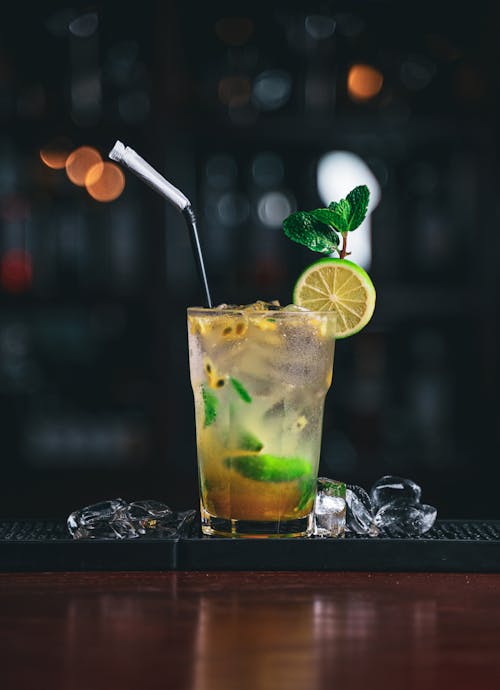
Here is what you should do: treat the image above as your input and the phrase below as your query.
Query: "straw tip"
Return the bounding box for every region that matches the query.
[109,140,126,162]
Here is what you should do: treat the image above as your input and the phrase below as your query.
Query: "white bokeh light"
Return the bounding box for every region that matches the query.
[316,151,381,269]
[257,191,293,228]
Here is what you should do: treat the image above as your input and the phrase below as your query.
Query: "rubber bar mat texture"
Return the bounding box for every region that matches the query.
[1,519,499,572]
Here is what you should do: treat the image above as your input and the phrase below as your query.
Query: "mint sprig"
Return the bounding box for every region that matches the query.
[283,212,340,255]
[282,185,370,259]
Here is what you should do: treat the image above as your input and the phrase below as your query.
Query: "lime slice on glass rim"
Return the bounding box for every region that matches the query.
[293,258,376,338]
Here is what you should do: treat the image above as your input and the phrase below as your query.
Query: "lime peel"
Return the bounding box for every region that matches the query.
[225,454,311,483]
[292,257,376,339]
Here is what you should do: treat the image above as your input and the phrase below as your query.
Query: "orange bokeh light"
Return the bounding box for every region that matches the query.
[347,64,384,102]
[85,162,125,202]
[65,146,102,186]
[40,137,73,170]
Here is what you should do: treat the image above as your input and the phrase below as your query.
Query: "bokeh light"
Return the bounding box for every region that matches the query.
[252,70,292,111]
[347,64,384,102]
[69,12,98,38]
[65,146,102,186]
[85,162,125,202]
[1,249,33,293]
[40,137,73,170]
[304,15,336,40]
[257,191,294,228]
[215,192,249,226]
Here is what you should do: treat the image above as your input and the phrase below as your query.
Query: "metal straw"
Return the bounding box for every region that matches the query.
[109,140,212,307]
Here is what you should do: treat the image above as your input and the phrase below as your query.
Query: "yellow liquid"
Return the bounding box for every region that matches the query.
[198,427,309,521]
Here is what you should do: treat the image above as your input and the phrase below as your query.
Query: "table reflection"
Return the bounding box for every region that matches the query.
[54,572,442,690]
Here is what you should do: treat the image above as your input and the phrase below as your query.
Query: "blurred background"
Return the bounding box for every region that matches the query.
[0,1,498,518]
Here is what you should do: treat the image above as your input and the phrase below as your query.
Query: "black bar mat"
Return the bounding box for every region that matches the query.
[0,519,178,572]
[1,518,500,572]
[177,520,500,572]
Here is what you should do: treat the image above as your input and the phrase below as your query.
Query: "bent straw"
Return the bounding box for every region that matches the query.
[109,140,212,307]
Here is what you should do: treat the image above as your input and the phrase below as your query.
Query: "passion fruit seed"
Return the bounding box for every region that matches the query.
[203,358,227,389]
[219,319,247,339]
[189,315,248,339]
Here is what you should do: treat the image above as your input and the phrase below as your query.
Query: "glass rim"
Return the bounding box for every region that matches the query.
[187,306,337,318]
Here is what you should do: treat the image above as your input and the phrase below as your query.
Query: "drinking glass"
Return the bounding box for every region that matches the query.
[188,306,336,537]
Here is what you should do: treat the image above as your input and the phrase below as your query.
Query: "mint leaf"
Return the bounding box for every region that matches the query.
[201,385,218,427]
[282,185,370,255]
[230,377,252,403]
[283,211,340,254]
[320,198,352,233]
[328,186,370,232]
[236,430,264,452]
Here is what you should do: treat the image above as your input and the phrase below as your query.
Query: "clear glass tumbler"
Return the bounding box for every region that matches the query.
[188,306,336,537]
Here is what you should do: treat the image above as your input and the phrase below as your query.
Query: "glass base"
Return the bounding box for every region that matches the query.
[201,509,313,538]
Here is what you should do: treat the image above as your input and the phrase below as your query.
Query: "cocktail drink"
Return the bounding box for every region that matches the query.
[107,143,376,539]
[188,303,336,537]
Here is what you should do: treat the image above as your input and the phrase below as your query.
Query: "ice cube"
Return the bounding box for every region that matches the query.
[67,498,139,540]
[374,500,437,536]
[239,300,282,311]
[127,499,175,535]
[314,478,346,537]
[282,304,310,312]
[370,475,422,510]
[67,499,196,540]
[176,509,197,534]
[345,484,379,536]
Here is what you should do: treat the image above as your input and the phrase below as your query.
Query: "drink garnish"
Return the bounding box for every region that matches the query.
[202,385,218,427]
[282,212,340,254]
[202,376,252,428]
[283,185,369,259]
[293,258,376,338]
[230,377,252,403]
[226,454,310,482]
[236,431,264,452]
[283,184,376,337]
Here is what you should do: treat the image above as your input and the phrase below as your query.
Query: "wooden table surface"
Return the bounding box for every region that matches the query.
[1,571,500,690]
